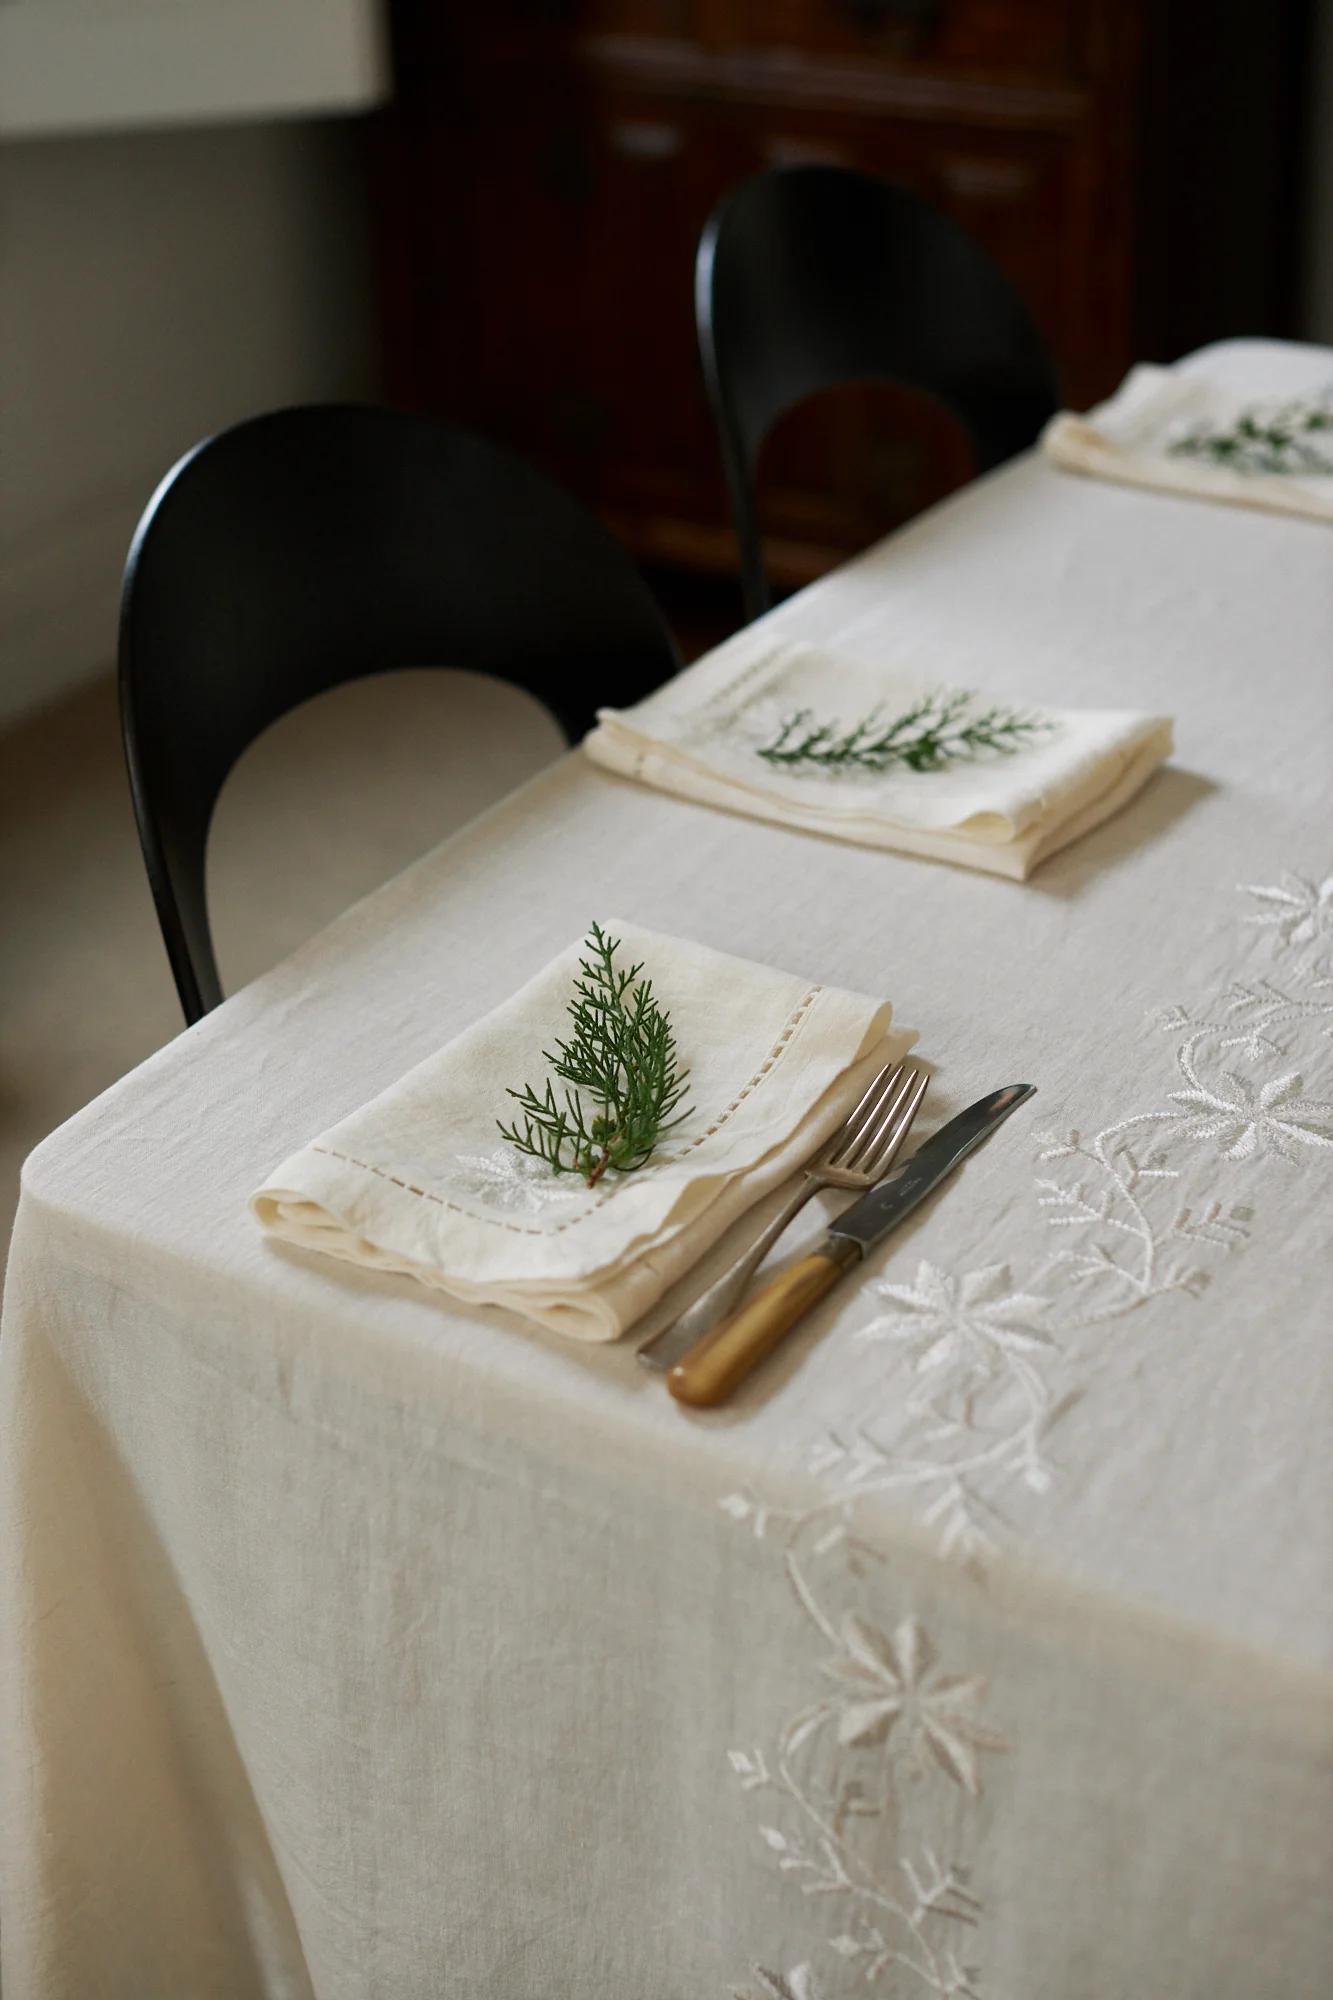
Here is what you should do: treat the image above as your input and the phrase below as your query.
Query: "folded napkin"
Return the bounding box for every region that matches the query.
[1042,353,1333,522]
[253,923,907,1340]
[584,638,1171,880]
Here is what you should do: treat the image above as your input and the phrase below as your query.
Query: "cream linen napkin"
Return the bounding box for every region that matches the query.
[584,638,1171,881]
[1042,359,1333,522]
[252,923,907,1340]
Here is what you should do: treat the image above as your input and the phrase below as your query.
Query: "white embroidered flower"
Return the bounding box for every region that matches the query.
[821,1614,1004,1795]
[1243,872,1333,949]
[1167,1067,1333,1161]
[860,1261,1054,1379]
[447,1148,590,1215]
[732,1968,822,2000]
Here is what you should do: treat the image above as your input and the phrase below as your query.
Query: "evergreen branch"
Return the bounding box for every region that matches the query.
[1168,390,1333,476]
[498,923,691,1187]
[757,689,1051,774]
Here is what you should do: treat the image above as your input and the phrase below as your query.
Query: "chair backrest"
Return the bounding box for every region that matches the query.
[119,405,679,1024]
[696,164,1060,619]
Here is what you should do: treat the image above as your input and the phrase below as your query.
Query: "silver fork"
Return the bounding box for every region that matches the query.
[636,1059,928,1371]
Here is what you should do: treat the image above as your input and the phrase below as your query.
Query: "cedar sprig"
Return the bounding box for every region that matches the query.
[1168,391,1333,476]
[498,924,691,1187]
[757,688,1050,774]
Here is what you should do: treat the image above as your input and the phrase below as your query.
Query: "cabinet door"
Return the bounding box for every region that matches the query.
[419,75,746,540]
[734,0,1084,79]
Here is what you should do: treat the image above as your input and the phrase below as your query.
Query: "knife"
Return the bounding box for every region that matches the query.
[666,1083,1036,1408]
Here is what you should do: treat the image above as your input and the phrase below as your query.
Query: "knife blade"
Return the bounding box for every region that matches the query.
[667,1082,1036,1408]
[825,1081,1036,1256]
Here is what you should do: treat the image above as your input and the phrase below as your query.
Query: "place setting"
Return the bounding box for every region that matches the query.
[254,916,1036,1405]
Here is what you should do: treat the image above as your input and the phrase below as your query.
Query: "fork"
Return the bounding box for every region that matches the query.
[636,1058,929,1371]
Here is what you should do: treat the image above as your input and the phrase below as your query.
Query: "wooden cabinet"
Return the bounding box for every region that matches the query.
[382,1,1306,588]
[734,1,1081,77]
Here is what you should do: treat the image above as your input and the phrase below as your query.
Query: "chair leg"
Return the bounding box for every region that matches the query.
[722,446,771,624]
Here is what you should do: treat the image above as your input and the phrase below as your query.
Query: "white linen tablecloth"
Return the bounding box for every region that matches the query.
[3,339,1331,1999]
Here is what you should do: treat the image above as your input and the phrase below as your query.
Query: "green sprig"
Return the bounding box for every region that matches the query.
[1168,392,1333,476]
[757,689,1050,774]
[498,924,691,1188]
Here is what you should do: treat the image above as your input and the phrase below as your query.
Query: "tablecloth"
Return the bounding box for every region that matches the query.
[3,340,1331,1999]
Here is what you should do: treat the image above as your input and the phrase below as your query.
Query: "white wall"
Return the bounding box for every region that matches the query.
[0,116,382,725]
[0,0,387,137]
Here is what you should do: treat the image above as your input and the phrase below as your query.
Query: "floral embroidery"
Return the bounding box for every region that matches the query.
[1165,1058,1333,1161]
[444,1148,590,1217]
[1242,871,1333,950]
[821,1616,1004,1792]
[805,866,1333,1568]
[731,1969,825,2000]
[862,1265,1054,1390]
[719,1479,999,1996]
[793,1255,1063,1572]
[722,868,1332,1995]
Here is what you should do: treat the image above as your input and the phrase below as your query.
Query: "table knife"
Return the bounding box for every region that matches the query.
[666,1083,1036,1408]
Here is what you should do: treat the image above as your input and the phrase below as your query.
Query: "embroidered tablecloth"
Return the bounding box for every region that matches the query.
[3,340,1330,1999]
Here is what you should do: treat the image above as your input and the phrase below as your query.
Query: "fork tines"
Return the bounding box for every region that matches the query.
[833,1061,928,1178]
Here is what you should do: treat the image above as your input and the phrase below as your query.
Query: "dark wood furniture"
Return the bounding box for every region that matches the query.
[381,2,1307,593]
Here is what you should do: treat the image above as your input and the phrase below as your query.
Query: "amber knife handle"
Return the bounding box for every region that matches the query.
[667,1239,860,1408]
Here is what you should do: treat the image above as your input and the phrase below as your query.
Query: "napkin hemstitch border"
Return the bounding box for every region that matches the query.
[599,637,790,736]
[303,981,827,1239]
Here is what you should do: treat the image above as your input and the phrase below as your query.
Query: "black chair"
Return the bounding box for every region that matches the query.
[695,165,1060,620]
[119,406,679,1026]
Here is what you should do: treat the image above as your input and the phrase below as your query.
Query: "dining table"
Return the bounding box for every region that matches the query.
[2,339,1330,1999]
